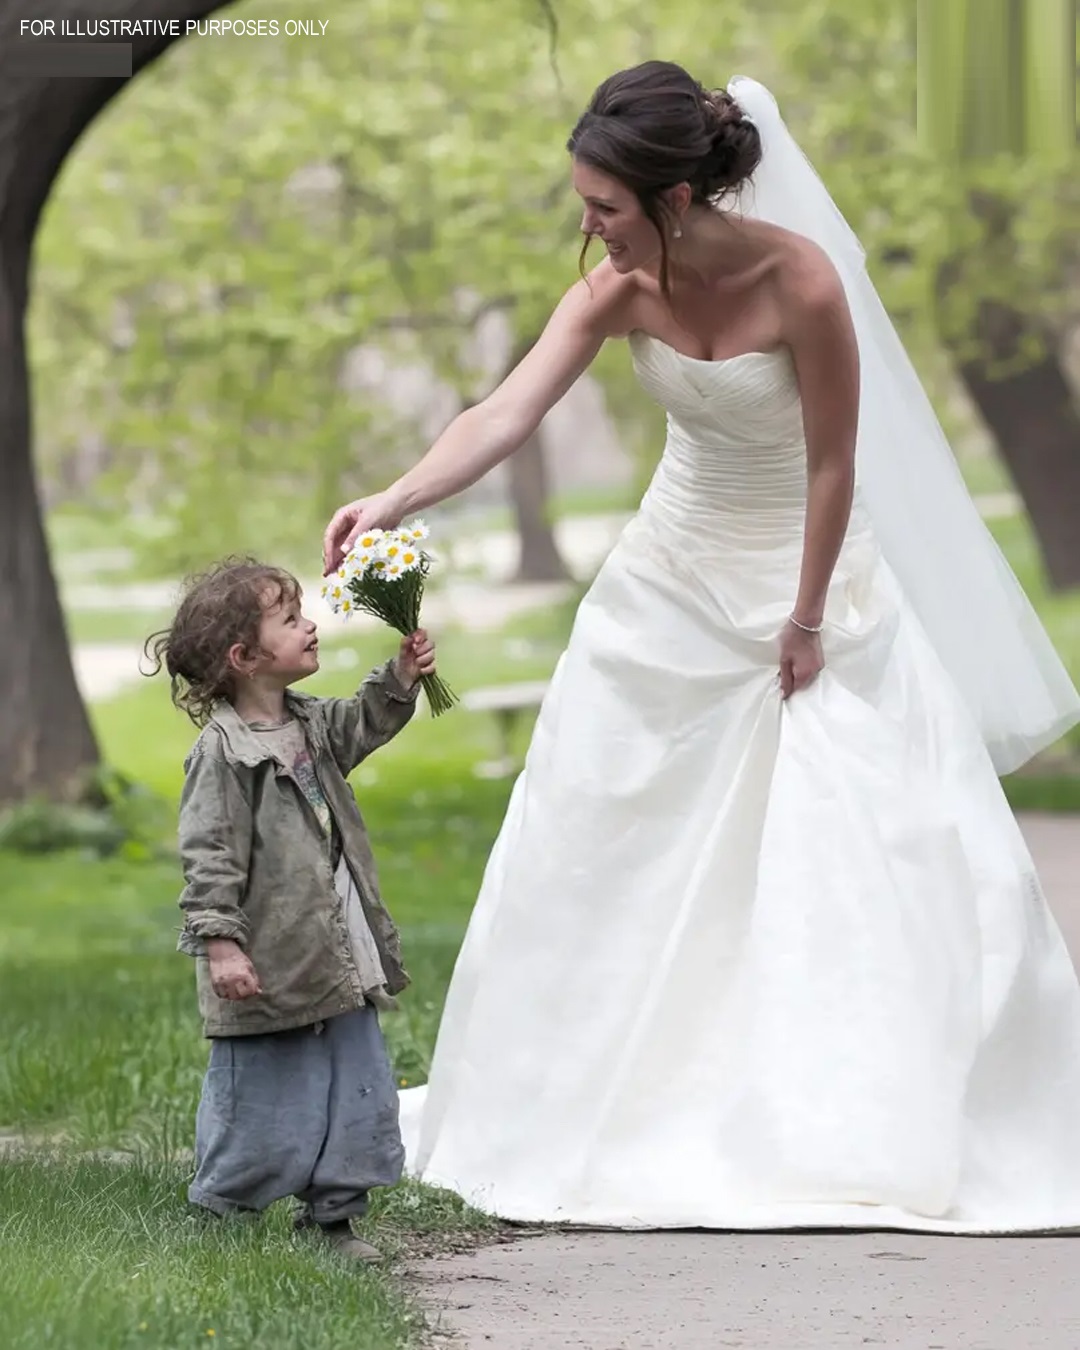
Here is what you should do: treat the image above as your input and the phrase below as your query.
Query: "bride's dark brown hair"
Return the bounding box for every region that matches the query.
[567,60,762,294]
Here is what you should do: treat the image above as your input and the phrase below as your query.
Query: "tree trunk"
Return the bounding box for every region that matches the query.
[507,428,572,583]
[501,336,571,584]
[0,0,234,804]
[936,190,1080,592]
[949,304,1080,591]
[0,229,101,803]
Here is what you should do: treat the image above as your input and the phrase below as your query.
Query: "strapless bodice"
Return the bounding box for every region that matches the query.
[630,331,805,449]
[630,330,805,522]
[628,331,870,554]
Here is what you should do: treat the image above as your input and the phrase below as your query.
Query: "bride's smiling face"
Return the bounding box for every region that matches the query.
[572,160,661,272]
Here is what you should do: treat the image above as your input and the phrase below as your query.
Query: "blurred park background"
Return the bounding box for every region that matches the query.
[1,0,1079,1345]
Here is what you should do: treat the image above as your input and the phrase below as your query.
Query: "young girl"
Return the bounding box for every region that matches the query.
[147,556,435,1263]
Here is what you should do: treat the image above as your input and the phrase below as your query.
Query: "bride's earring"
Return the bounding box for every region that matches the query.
[673,224,683,239]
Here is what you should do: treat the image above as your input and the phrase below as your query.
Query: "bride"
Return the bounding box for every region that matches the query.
[323,63,1080,1233]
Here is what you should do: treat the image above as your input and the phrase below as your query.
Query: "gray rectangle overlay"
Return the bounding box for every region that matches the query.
[11,42,133,78]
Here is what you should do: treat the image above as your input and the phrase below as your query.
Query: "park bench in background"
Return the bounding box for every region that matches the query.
[461,679,550,778]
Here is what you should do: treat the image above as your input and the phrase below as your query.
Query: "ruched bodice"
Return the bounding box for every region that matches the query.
[630,331,805,453]
[630,332,809,536]
[628,332,877,568]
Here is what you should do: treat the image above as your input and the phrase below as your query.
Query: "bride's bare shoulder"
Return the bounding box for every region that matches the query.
[566,258,643,339]
[764,227,857,358]
[769,227,847,313]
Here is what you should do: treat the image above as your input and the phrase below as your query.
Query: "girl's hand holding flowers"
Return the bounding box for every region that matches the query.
[395,629,437,689]
[322,519,457,716]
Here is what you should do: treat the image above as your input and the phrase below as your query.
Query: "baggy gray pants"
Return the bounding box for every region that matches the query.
[188,1006,404,1225]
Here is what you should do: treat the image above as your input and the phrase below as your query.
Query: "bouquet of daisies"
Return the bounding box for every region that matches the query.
[321,519,457,716]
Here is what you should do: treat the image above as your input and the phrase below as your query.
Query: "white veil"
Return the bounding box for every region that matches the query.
[727,76,1080,775]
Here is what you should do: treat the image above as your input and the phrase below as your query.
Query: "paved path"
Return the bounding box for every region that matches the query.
[72,579,578,702]
[410,815,1080,1349]
[69,514,629,703]
[412,1228,1079,1349]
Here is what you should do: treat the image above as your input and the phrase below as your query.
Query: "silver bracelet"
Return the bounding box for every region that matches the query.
[789,614,824,634]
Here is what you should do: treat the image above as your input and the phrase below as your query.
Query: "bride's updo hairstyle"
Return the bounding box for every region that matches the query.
[568,60,762,292]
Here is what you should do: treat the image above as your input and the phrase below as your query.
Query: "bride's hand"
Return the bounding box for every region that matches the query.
[779,621,824,700]
[322,489,407,575]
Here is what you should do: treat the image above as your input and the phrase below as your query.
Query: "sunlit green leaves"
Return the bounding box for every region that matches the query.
[28,0,1077,574]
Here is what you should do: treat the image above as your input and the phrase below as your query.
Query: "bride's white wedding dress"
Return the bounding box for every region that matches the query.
[398,330,1080,1234]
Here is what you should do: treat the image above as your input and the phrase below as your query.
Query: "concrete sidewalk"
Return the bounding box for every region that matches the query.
[410,814,1080,1349]
[413,1227,1078,1349]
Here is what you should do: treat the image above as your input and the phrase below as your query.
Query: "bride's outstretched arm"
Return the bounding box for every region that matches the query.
[780,246,860,695]
[323,274,620,572]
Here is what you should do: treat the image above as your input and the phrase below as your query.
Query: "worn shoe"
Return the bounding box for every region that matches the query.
[295,1212,383,1264]
[315,1221,384,1264]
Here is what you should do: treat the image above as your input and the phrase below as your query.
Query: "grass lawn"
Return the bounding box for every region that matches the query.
[0,1157,422,1350]
[0,608,576,1349]
[0,1150,504,1350]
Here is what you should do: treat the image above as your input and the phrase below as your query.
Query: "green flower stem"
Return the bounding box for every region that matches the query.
[346,563,458,717]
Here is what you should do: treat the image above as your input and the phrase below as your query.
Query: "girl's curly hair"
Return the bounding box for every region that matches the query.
[143,556,301,726]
